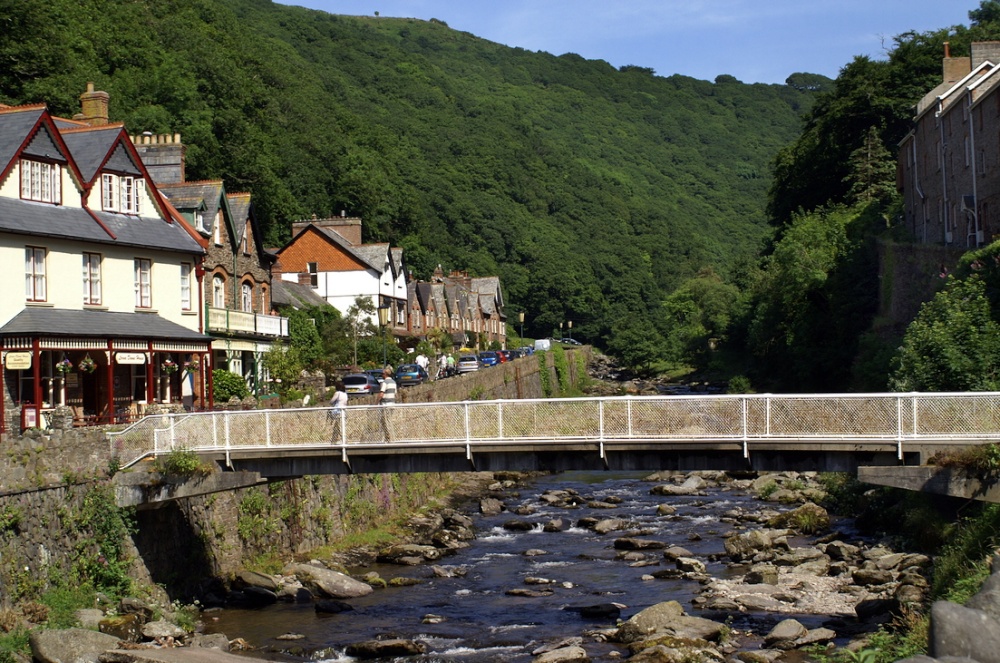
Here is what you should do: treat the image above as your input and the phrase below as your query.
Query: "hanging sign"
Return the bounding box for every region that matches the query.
[116,352,146,365]
[4,352,31,370]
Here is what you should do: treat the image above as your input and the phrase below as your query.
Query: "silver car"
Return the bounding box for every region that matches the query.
[457,354,479,374]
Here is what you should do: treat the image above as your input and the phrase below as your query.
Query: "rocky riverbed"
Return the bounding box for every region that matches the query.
[32,468,953,663]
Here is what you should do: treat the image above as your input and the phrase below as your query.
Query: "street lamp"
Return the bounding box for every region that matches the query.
[559,321,563,338]
[567,320,572,341]
[377,303,390,368]
[518,311,525,341]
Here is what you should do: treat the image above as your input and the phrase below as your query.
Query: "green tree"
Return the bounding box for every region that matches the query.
[261,342,304,396]
[606,318,668,375]
[845,125,896,206]
[286,308,323,367]
[891,277,1000,391]
[660,268,740,364]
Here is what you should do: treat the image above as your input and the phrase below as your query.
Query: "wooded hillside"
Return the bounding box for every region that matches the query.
[0,0,820,341]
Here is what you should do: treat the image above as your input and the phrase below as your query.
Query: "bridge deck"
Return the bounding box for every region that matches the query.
[107,392,1000,476]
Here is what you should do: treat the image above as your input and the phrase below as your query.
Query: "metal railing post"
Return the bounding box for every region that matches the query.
[765,395,771,437]
[224,411,232,468]
[627,397,633,438]
[599,399,606,460]
[464,402,472,460]
[896,396,904,460]
[742,397,749,459]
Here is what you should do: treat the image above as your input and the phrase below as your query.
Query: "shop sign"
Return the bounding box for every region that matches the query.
[116,352,146,365]
[4,352,31,370]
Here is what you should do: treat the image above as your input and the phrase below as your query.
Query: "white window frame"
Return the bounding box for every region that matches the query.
[83,252,102,305]
[180,262,192,311]
[102,174,144,214]
[134,258,152,308]
[20,160,61,203]
[307,262,318,287]
[241,282,253,312]
[102,174,117,210]
[213,275,226,308]
[25,247,46,302]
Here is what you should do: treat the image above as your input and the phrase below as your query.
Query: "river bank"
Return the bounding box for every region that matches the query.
[179,470,932,662]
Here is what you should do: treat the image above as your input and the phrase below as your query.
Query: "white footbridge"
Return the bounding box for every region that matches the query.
[108,392,1000,477]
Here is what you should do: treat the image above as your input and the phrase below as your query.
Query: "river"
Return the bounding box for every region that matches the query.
[204,471,855,661]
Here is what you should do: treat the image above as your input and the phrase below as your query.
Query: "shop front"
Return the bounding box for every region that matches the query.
[0,309,212,434]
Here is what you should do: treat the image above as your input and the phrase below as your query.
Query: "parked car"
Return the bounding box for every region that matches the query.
[518,345,535,356]
[363,368,385,384]
[499,349,513,362]
[559,338,582,346]
[478,350,500,367]
[534,338,552,352]
[343,373,381,398]
[457,354,479,374]
[395,363,429,387]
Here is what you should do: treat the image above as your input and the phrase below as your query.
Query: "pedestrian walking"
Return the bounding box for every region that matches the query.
[375,365,396,442]
[328,379,348,442]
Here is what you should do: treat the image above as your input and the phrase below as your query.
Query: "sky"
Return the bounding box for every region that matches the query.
[275,0,979,85]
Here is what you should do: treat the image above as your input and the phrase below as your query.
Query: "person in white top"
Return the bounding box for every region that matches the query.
[328,379,348,442]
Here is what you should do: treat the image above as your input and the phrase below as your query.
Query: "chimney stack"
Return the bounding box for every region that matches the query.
[291,215,363,245]
[131,132,186,185]
[75,82,109,126]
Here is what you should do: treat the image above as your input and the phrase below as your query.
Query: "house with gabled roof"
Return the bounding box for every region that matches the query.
[150,174,287,396]
[0,86,211,434]
[407,266,506,350]
[274,216,408,338]
[899,42,1000,246]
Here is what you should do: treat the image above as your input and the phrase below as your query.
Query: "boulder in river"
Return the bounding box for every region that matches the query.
[345,638,427,659]
[284,562,373,598]
[29,628,120,663]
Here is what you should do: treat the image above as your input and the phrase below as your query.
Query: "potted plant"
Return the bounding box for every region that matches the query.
[55,358,73,374]
[161,358,178,374]
[183,358,200,372]
[78,355,97,373]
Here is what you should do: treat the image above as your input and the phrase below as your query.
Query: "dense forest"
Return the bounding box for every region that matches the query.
[7,0,1000,391]
[0,0,820,347]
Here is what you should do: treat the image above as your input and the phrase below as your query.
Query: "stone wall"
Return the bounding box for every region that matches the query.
[876,239,966,338]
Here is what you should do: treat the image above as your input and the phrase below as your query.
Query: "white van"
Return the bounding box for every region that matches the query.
[534,338,552,352]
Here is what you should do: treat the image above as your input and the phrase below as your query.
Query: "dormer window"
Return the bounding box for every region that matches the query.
[101,174,144,214]
[20,159,61,203]
[195,212,206,233]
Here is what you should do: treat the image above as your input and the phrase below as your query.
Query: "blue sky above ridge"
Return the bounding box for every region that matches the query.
[277,0,977,85]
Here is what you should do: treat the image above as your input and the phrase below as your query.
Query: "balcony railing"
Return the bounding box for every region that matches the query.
[206,306,289,338]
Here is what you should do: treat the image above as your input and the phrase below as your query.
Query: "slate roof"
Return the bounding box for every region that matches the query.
[271,279,329,309]
[0,196,114,243]
[158,181,225,236]
[91,209,204,253]
[60,125,127,182]
[0,106,47,174]
[0,308,210,342]
[340,236,388,272]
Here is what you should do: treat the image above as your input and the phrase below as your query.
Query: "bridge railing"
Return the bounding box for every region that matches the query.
[107,392,1000,468]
